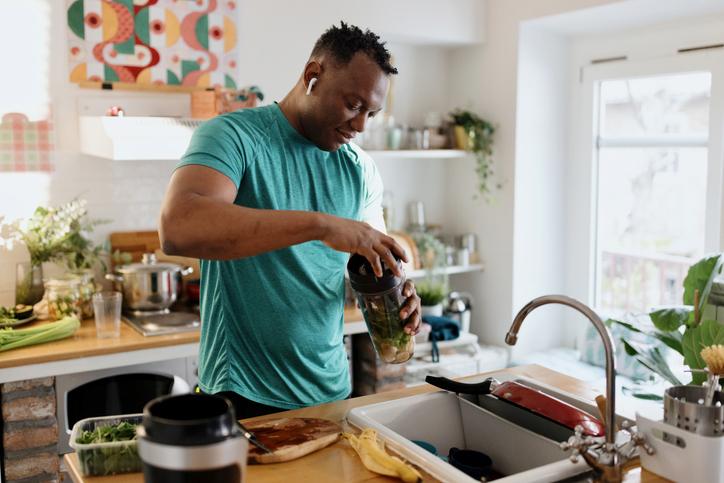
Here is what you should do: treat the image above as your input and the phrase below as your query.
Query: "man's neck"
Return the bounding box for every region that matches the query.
[278,87,307,138]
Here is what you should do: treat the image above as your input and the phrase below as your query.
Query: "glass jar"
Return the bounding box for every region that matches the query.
[45,277,82,320]
[347,254,414,364]
[70,269,97,319]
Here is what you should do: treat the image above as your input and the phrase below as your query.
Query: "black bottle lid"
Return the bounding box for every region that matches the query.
[142,393,238,446]
[347,253,404,294]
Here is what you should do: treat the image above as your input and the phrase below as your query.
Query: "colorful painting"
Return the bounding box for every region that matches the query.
[66,0,239,89]
[0,113,54,172]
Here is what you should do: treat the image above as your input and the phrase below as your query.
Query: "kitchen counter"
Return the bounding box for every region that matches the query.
[63,364,670,483]
[0,310,367,383]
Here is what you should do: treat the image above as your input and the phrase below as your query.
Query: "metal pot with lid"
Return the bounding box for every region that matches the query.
[106,253,193,313]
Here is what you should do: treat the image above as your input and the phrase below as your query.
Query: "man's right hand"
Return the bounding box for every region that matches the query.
[319,214,407,277]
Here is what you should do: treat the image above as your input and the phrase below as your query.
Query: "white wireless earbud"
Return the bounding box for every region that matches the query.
[305,77,317,96]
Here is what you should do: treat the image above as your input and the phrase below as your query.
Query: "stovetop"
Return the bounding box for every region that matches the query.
[123,310,200,337]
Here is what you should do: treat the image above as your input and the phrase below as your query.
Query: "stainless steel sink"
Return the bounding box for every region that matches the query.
[347,373,603,482]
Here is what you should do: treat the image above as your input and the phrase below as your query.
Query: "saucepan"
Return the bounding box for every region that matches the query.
[106,253,193,313]
[425,375,604,441]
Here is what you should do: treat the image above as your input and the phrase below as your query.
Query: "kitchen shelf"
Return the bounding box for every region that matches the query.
[367,149,469,160]
[407,263,484,279]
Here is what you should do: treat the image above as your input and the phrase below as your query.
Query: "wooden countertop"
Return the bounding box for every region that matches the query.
[64,364,670,483]
[0,317,200,369]
[0,310,368,370]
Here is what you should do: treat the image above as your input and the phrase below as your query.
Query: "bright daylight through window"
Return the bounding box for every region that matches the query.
[594,72,711,313]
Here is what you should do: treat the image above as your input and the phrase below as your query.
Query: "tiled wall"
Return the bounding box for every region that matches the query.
[0,152,177,306]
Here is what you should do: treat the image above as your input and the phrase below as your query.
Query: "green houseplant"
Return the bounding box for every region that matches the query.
[3,200,107,305]
[450,109,497,200]
[609,254,724,394]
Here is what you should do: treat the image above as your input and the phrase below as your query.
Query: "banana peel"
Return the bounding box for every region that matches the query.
[343,428,422,483]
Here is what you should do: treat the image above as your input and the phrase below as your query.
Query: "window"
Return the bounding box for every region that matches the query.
[594,72,712,313]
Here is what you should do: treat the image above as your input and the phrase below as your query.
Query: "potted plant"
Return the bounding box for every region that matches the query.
[3,199,106,307]
[609,253,724,398]
[450,109,497,200]
[416,280,447,317]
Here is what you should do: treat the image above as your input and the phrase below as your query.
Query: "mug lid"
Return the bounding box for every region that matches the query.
[142,393,239,446]
[347,254,404,293]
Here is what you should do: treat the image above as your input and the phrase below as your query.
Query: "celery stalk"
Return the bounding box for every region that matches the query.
[0,316,80,352]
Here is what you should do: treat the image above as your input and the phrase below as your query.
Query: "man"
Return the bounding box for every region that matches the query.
[159,22,421,418]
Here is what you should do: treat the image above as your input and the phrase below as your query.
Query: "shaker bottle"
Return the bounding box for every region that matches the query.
[347,254,414,363]
[138,393,248,483]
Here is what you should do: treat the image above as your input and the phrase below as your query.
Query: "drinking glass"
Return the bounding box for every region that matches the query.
[92,292,122,338]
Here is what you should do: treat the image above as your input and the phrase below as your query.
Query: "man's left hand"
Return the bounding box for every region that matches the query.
[399,280,421,335]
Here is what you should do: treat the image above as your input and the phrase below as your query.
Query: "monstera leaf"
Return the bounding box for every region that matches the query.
[682,319,724,385]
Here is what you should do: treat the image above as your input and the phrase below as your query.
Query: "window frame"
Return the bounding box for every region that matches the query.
[570,50,724,310]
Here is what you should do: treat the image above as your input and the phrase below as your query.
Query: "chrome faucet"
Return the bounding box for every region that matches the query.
[505,295,652,483]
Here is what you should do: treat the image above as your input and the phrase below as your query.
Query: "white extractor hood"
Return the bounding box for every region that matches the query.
[79,116,203,160]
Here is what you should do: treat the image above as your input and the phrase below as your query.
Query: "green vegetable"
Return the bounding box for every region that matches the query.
[76,420,141,476]
[77,421,137,444]
[0,316,79,352]
[360,293,414,363]
[0,304,33,322]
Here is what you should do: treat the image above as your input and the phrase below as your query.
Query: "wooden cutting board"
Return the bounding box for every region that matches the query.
[246,417,342,464]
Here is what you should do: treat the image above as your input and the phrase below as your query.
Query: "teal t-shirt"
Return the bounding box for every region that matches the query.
[177,103,382,409]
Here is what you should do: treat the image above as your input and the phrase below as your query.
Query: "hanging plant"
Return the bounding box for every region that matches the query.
[450,109,497,200]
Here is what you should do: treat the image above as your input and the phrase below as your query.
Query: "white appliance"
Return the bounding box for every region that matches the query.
[56,355,197,454]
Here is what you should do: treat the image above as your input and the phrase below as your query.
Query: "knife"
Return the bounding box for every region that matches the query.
[237,421,273,454]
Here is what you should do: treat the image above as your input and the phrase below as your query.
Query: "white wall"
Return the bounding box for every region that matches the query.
[443,0,621,353]
[509,24,570,356]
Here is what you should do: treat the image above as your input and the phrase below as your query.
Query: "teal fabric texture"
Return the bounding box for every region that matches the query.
[177,104,379,409]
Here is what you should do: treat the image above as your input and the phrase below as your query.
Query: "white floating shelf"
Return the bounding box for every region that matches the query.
[367,149,470,160]
[407,263,484,279]
[79,116,202,160]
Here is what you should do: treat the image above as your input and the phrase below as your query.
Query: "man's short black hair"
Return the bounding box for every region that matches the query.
[311,21,398,75]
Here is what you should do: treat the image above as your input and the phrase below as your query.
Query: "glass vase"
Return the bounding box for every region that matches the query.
[15,262,44,306]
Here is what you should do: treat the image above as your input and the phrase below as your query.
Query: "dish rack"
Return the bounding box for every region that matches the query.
[637,413,724,482]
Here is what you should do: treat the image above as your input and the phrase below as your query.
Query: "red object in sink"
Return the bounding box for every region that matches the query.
[492,381,605,437]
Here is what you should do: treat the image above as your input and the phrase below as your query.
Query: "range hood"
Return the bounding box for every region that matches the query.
[79,116,203,160]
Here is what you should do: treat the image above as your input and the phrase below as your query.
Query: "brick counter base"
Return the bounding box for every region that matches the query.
[352,335,407,396]
[1,377,59,482]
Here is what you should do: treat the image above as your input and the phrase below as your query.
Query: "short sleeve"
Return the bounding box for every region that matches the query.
[176,114,252,189]
[351,145,386,233]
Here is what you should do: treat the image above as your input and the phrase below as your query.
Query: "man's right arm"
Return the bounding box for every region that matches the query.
[158,164,406,276]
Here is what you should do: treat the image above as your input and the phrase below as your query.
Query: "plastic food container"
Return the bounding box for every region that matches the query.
[69,413,143,476]
[347,254,414,364]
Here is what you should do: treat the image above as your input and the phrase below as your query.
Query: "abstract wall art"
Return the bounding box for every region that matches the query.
[67,0,239,90]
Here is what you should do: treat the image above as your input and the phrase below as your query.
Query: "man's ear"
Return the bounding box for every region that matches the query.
[303,60,323,94]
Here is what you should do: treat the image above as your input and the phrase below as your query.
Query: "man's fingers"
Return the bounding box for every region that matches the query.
[362,248,383,277]
[386,237,409,263]
[403,280,415,297]
[404,309,421,335]
[376,244,401,277]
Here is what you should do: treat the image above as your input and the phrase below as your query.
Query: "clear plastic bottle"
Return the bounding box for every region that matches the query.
[347,254,414,364]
